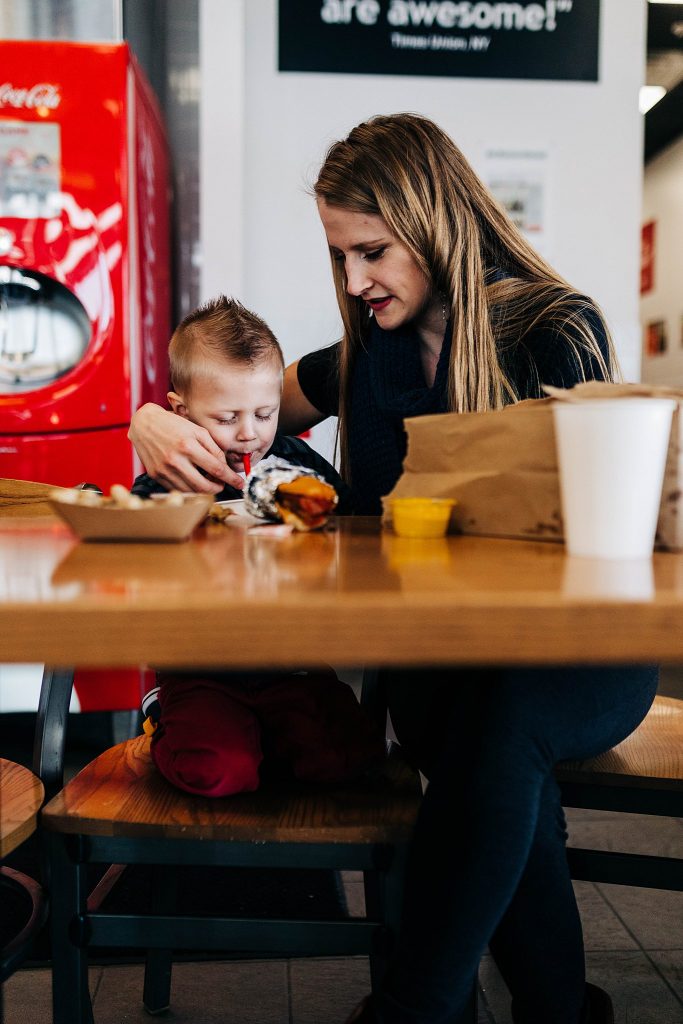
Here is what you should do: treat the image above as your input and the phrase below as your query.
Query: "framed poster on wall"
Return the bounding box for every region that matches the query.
[279,1,601,82]
[641,220,656,296]
[645,320,667,357]
[484,147,552,259]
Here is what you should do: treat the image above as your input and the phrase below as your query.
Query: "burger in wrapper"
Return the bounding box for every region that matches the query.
[244,459,338,531]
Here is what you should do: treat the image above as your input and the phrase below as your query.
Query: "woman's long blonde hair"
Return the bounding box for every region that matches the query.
[313,113,617,480]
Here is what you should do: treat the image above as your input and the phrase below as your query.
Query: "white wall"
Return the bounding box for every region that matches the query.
[201,0,646,416]
[641,134,683,387]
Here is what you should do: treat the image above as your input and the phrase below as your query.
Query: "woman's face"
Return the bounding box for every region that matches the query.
[318,199,442,341]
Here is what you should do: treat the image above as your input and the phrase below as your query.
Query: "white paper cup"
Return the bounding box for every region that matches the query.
[553,398,675,560]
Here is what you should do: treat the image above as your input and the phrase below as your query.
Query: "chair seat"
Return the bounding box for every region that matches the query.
[41,735,423,843]
[557,695,683,789]
[0,758,45,858]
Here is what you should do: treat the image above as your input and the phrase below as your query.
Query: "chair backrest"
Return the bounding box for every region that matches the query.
[0,758,45,858]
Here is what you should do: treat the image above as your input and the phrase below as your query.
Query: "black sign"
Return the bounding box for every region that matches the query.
[279,1,600,82]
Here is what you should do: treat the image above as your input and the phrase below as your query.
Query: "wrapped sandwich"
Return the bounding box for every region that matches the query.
[244,459,338,531]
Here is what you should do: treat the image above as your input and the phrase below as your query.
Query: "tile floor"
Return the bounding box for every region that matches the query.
[2,671,682,1024]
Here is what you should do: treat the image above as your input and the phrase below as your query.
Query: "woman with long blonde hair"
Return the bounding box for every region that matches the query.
[129,114,654,1024]
[305,112,615,514]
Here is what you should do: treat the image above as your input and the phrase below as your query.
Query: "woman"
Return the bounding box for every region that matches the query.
[129,114,656,1024]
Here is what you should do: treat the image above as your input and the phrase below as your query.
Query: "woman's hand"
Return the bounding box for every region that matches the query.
[128,404,242,494]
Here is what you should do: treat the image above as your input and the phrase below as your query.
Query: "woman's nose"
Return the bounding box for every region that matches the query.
[345,258,372,297]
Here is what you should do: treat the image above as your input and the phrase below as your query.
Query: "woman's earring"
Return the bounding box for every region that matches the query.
[368,308,374,318]
[441,294,448,322]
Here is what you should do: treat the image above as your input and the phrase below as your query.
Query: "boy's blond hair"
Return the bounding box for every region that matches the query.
[169,295,284,396]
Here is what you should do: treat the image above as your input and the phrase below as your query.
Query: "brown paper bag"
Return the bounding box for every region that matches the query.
[383,381,683,550]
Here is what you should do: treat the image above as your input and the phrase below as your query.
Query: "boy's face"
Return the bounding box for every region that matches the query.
[168,358,282,474]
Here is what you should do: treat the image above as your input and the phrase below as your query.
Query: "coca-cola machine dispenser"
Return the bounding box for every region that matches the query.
[0,40,171,711]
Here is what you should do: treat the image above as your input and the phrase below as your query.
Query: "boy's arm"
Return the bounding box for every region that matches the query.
[131,471,244,504]
[131,472,169,498]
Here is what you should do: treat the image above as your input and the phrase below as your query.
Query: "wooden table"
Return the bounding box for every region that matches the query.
[1,510,682,793]
[1,514,683,669]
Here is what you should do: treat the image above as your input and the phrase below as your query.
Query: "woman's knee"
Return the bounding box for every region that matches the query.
[532,774,569,848]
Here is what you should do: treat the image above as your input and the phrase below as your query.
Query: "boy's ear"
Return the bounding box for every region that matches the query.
[167,391,189,418]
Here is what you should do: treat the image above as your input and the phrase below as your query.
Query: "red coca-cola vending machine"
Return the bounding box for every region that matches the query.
[0,40,171,711]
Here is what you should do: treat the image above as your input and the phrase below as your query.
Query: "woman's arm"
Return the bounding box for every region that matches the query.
[278,360,329,435]
[128,404,241,493]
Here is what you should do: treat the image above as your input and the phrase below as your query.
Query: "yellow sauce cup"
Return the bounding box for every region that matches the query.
[390,497,456,539]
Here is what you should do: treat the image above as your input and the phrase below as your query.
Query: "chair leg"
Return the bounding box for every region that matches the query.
[48,833,94,1024]
[0,867,48,982]
[143,949,173,1015]
[142,865,177,1014]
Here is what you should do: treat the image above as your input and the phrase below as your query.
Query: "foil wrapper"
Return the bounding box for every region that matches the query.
[243,459,326,521]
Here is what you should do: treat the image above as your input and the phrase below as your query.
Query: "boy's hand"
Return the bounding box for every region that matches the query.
[128,404,244,494]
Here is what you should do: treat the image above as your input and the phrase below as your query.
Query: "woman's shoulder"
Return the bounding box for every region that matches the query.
[526,293,608,354]
[500,290,611,399]
[298,342,340,373]
[297,342,341,417]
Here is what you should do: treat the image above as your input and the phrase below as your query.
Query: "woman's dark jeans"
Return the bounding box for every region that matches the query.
[372,664,658,1024]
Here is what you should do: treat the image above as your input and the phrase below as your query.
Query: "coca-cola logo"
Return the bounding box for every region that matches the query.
[0,83,61,110]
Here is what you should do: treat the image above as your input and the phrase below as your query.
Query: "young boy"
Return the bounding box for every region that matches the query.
[132,296,351,507]
[132,296,383,797]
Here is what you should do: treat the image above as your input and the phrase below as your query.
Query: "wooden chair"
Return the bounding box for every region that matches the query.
[557,695,683,891]
[41,731,424,1024]
[0,758,48,981]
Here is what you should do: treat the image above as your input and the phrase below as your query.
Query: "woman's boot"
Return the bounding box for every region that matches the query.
[511,983,614,1024]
